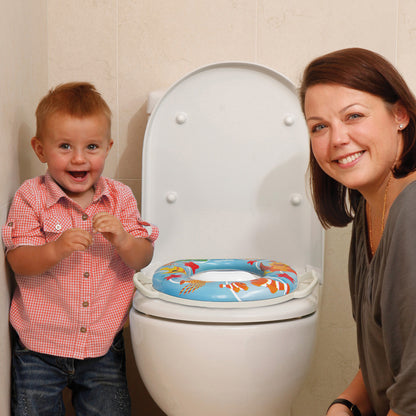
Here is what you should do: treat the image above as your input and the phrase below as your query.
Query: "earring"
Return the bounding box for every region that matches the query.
[399,124,404,130]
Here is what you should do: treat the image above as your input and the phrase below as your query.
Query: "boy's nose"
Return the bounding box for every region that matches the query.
[71,150,87,163]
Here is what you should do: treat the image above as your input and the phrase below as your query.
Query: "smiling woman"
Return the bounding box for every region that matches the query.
[300,48,416,416]
[300,48,416,229]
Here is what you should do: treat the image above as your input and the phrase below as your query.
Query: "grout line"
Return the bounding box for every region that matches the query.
[255,0,259,62]
[115,0,120,180]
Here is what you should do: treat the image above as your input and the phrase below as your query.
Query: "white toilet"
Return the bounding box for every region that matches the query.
[129,62,323,416]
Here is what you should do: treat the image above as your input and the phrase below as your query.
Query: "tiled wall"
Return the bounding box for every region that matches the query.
[0,1,48,415]
[6,0,416,415]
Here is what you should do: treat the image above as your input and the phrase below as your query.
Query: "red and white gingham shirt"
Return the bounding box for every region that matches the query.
[2,173,158,359]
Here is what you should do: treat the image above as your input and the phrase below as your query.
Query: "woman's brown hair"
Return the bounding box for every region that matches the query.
[300,48,416,228]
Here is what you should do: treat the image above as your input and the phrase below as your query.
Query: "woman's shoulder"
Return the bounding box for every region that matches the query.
[392,180,416,208]
[387,180,416,230]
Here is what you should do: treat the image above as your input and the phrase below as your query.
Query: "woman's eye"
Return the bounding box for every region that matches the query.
[348,113,362,120]
[311,123,326,133]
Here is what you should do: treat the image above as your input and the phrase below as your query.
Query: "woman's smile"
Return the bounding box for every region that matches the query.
[336,151,365,166]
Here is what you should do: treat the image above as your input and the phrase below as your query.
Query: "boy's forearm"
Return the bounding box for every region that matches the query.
[7,233,154,275]
[6,243,62,276]
[115,235,154,271]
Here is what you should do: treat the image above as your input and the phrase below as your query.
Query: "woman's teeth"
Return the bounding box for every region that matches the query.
[338,151,363,165]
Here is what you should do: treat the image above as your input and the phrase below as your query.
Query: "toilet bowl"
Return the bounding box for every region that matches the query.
[129,62,323,416]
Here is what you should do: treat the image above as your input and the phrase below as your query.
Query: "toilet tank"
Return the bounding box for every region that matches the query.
[140,62,323,276]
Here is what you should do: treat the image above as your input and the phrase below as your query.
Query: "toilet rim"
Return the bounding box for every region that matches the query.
[134,259,319,309]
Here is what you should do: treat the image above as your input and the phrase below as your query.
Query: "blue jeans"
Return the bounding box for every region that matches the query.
[11,330,131,416]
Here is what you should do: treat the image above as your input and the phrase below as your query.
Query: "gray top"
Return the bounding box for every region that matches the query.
[349,181,416,416]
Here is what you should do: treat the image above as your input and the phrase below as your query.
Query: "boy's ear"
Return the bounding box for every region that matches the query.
[31,137,47,163]
[106,139,114,156]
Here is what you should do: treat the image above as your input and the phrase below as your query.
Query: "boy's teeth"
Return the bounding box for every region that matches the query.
[338,152,363,165]
[71,171,86,178]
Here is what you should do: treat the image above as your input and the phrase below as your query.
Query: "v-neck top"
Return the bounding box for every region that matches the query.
[349,180,416,415]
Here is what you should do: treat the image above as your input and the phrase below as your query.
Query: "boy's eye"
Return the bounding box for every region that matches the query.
[87,144,98,150]
[60,143,71,150]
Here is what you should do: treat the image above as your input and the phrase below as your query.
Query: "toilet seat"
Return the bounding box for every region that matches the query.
[133,265,319,320]
[150,259,297,302]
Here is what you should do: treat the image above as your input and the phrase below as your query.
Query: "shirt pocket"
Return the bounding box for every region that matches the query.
[42,216,73,243]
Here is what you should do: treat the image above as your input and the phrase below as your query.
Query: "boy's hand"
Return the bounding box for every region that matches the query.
[54,228,93,259]
[92,212,154,271]
[92,212,128,248]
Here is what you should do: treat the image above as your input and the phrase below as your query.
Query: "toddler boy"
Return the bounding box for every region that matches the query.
[2,82,158,416]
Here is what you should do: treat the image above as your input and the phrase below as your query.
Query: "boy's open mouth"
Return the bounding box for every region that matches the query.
[69,171,88,179]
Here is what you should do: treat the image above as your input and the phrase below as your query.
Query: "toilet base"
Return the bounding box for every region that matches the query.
[129,308,317,416]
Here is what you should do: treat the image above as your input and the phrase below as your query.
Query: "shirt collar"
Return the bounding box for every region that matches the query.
[44,172,109,209]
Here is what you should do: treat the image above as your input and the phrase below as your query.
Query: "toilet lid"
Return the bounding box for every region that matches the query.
[141,61,323,273]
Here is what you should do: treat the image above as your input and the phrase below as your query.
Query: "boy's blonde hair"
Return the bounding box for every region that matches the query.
[35,82,112,139]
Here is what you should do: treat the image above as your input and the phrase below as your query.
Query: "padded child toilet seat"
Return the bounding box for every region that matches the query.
[151,259,297,302]
[134,260,318,311]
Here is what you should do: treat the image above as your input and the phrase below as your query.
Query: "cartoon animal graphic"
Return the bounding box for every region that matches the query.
[153,259,297,301]
[250,277,290,294]
[179,279,206,295]
[219,282,248,293]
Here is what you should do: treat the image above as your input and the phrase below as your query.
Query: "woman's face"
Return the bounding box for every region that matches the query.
[304,84,408,195]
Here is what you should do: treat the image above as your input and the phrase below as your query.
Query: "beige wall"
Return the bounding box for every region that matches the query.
[0,1,48,415]
[6,0,416,415]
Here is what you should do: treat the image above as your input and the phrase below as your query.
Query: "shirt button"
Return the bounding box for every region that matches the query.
[82,301,89,307]
[55,224,62,231]
[83,272,90,278]
[82,214,88,220]
[80,327,87,333]
[7,222,13,227]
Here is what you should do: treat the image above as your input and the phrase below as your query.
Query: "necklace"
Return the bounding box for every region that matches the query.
[368,174,392,256]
